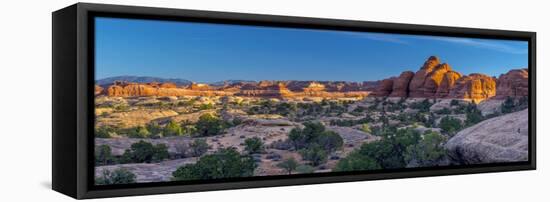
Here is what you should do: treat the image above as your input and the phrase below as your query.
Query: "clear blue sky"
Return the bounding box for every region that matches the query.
[95,17,528,82]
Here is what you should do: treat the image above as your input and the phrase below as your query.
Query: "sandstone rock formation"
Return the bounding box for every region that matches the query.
[389,71,414,97]
[371,56,513,102]
[496,68,529,98]
[102,80,371,99]
[435,71,462,98]
[447,73,496,102]
[445,109,528,164]
[95,85,103,95]
[372,78,394,96]
[408,56,441,97]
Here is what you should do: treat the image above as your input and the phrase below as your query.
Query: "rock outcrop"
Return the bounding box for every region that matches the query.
[445,109,528,164]
[95,85,104,95]
[389,71,414,97]
[372,78,395,97]
[435,71,462,98]
[102,80,371,99]
[408,56,441,96]
[372,56,512,102]
[447,73,496,102]
[496,68,529,98]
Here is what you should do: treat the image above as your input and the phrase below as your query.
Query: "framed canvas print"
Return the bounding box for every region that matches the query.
[52,3,536,199]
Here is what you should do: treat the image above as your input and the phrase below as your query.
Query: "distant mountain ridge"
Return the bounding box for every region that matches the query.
[96,76,192,87]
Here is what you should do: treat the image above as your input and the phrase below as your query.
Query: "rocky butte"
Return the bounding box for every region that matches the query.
[372,56,527,103]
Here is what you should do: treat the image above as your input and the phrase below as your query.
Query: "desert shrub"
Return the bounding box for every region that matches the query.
[300,144,328,166]
[113,104,130,111]
[146,122,163,136]
[121,141,169,163]
[329,116,372,127]
[287,122,342,153]
[163,120,184,136]
[244,137,264,154]
[96,126,115,138]
[232,118,243,126]
[195,114,225,137]
[450,99,460,106]
[189,138,209,157]
[172,148,256,181]
[95,145,115,166]
[360,123,372,134]
[501,96,515,114]
[333,152,380,172]
[288,128,304,150]
[316,131,343,152]
[95,168,136,185]
[501,96,528,114]
[465,104,484,126]
[277,157,298,174]
[404,130,447,167]
[295,164,315,174]
[128,126,151,138]
[439,116,462,135]
[410,99,432,113]
[338,127,422,169]
[435,108,452,115]
[198,103,214,110]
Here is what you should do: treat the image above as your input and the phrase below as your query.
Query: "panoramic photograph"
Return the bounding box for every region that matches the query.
[93,17,529,185]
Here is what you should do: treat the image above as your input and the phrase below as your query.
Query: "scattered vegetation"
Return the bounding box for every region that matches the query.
[95,168,136,185]
[121,141,169,163]
[439,116,463,135]
[277,157,299,174]
[95,145,115,166]
[244,137,265,154]
[335,128,446,171]
[195,114,226,137]
[172,148,256,181]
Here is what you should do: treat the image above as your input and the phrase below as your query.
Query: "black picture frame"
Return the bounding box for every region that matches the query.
[52,2,536,199]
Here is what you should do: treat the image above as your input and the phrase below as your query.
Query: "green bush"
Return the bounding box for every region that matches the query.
[121,140,169,163]
[95,145,115,166]
[439,116,463,135]
[501,96,515,114]
[163,120,184,136]
[244,137,264,154]
[277,157,298,174]
[500,96,528,114]
[410,99,432,113]
[199,103,214,110]
[146,122,162,136]
[287,121,342,152]
[300,144,328,166]
[336,127,423,170]
[195,114,225,137]
[404,131,447,166]
[333,152,380,172]
[128,126,151,138]
[95,168,136,185]
[465,104,484,126]
[360,123,372,134]
[95,126,115,138]
[316,131,343,153]
[172,148,256,181]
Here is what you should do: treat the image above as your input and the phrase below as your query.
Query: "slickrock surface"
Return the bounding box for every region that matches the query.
[445,109,528,164]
